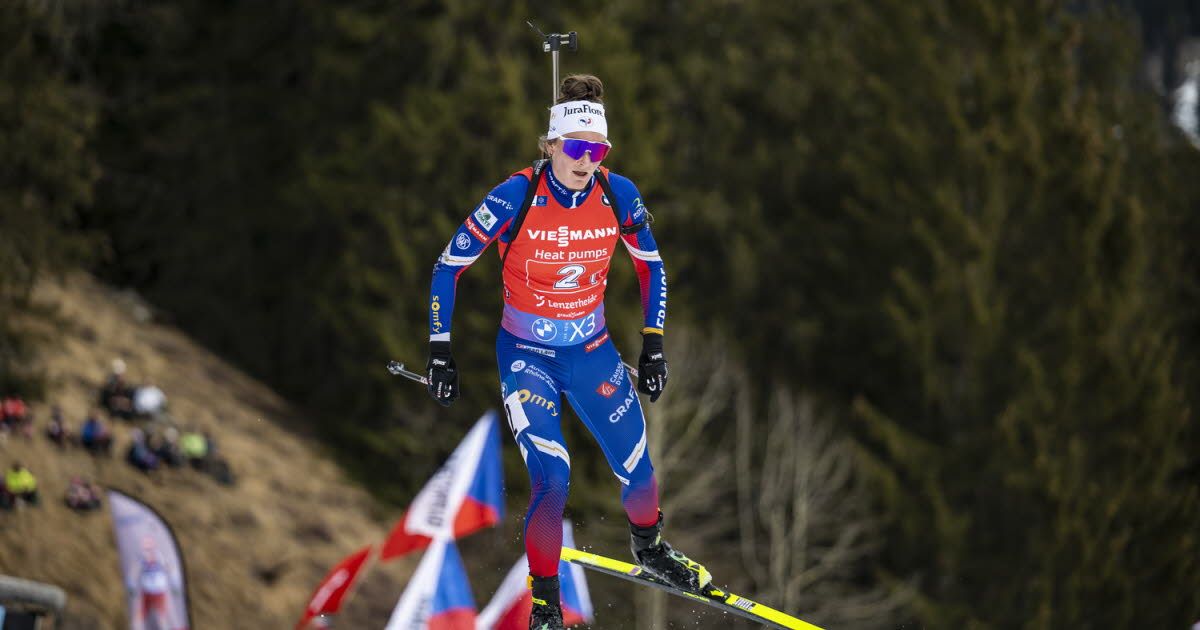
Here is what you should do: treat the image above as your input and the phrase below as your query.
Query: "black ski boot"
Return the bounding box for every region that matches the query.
[630,511,712,592]
[528,575,564,630]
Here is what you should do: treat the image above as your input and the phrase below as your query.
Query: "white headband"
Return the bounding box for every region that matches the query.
[547,100,608,139]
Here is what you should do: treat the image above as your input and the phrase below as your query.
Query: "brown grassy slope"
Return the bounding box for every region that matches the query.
[0,273,418,628]
[0,273,764,629]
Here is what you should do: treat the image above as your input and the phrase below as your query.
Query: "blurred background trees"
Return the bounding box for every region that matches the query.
[1,1,99,394]
[5,0,1200,626]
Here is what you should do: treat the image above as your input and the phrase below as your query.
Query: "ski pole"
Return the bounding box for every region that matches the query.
[386,361,429,386]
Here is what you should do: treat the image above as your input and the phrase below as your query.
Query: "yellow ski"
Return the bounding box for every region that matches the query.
[560,546,825,629]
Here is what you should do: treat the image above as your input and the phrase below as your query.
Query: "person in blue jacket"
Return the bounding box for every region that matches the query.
[425,75,711,629]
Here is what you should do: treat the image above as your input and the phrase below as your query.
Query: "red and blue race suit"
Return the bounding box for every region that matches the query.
[429,164,666,577]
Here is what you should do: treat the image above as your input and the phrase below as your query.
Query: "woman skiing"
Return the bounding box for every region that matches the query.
[426,74,710,629]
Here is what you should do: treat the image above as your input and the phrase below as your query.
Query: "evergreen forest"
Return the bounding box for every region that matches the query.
[4,1,1199,627]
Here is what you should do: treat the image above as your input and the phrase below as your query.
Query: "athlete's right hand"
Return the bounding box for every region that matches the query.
[426,341,459,406]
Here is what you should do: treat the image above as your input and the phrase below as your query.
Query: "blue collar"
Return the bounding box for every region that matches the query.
[545,165,595,209]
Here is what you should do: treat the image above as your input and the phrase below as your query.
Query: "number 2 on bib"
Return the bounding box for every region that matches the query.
[554,264,586,290]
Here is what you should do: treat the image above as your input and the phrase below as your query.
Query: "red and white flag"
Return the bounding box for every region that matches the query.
[295,544,373,629]
[380,412,505,560]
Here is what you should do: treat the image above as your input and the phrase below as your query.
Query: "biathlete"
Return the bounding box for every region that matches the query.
[426,74,711,629]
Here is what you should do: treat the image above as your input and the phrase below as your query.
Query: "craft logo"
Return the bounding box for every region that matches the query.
[485,194,514,211]
[608,387,637,423]
[596,381,618,398]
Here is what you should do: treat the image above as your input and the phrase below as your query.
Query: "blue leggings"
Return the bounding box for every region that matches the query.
[496,327,660,577]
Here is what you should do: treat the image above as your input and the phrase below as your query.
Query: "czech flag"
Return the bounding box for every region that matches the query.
[384,539,476,630]
[381,412,505,561]
[477,521,595,629]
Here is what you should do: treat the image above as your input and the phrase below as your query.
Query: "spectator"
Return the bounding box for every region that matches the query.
[65,476,102,511]
[45,406,71,447]
[126,428,160,473]
[133,380,167,418]
[5,463,39,506]
[180,429,209,470]
[2,395,29,435]
[80,410,113,455]
[100,359,135,419]
[153,427,184,468]
[204,432,235,486]
[2,395,25,423]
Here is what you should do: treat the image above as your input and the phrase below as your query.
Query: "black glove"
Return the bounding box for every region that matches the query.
[426,341,459,407]
[637,333,668,403]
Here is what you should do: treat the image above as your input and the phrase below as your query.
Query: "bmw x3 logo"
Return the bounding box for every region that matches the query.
[532,319,558,342]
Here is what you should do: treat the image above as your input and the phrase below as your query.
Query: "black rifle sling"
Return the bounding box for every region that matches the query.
[500,159,549,273]
[594,169,650,235]
[500,163,652,273]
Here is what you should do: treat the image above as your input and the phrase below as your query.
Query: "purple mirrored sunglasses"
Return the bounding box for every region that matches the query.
[559,137,612,162]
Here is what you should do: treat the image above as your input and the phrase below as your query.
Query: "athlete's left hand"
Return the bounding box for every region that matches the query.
[637,333,668,402]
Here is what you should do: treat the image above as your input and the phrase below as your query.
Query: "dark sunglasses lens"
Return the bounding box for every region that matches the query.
[561,139,609,162]
[587,142,610,162]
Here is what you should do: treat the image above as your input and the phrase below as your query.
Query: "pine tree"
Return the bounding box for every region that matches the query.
[790,3,1200,626]
[0,1,99,394]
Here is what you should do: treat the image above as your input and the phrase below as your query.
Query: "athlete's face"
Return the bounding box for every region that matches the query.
[549,131,608,191]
